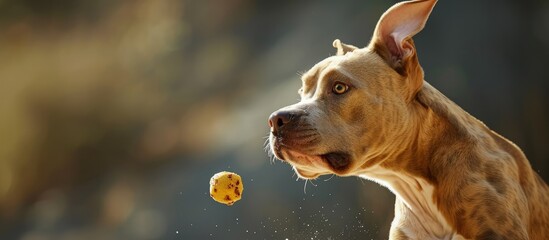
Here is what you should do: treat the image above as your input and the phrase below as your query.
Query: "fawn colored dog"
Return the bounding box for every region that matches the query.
[268,0,549,239]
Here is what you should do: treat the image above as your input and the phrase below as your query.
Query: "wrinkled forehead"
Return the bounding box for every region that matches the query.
[300,48,388,88]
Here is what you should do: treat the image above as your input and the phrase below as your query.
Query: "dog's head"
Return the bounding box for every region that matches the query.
[268,0,437,179]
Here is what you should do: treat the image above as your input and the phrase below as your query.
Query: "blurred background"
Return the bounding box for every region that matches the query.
[0,0,548,239]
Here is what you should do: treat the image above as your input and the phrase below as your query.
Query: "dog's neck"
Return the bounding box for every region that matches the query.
[358,81,483,177]
[357,81,493,238]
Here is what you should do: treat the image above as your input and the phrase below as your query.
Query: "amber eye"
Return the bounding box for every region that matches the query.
[332,82,349,94]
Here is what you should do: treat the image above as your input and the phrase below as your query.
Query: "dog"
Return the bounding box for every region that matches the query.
[267,0,549,239]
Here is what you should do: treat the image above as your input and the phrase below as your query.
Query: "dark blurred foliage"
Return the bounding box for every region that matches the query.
[0,0,547,239]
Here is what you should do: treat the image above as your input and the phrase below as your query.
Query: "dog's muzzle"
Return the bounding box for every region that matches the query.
[268,109,352,174]
[268,108,309,159]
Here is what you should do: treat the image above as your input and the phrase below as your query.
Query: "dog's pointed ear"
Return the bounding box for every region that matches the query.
[370,0,436,66]
[369,0,437,98]
[333,39,358,56]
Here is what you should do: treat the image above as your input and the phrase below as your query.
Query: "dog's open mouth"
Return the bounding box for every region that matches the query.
[270,135,352,175]
[321,152,351,171]
[275,147,351,175]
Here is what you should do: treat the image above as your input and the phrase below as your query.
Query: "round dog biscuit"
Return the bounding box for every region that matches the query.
[209,171,243,206]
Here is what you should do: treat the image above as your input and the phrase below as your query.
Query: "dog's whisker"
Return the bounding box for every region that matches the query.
[357,177,366,185]
[268,152,276,164]
[303,178,319,194]
[309,179,318,187]
[263,135,282,165]
[263,141,272,154]
[323,174,336,182]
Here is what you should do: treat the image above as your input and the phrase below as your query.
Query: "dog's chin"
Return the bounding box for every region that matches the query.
[294,167,321,179]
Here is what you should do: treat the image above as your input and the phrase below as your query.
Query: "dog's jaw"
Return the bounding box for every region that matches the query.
[270,143,325,179]
[269,134,352,179]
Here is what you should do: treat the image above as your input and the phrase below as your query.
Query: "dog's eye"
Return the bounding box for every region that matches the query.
[332,82,349,94]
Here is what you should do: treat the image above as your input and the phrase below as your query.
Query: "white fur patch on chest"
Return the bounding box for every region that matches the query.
[359,166,461,240]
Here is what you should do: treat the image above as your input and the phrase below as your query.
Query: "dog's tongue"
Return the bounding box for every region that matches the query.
[323,152,350,171]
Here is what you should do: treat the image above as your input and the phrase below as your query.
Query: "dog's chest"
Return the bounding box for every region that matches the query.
[359,167,462,239]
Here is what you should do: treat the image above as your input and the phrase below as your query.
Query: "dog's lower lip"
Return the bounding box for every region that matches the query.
[322,152,351,171]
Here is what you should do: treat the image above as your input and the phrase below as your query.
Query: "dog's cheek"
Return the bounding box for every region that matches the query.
[336,95,371,137]
[348,105,366,125]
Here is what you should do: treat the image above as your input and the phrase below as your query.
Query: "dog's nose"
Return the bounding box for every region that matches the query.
[268,110,294,133]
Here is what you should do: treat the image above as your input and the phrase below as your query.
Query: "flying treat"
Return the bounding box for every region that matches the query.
[209,171,243,206]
